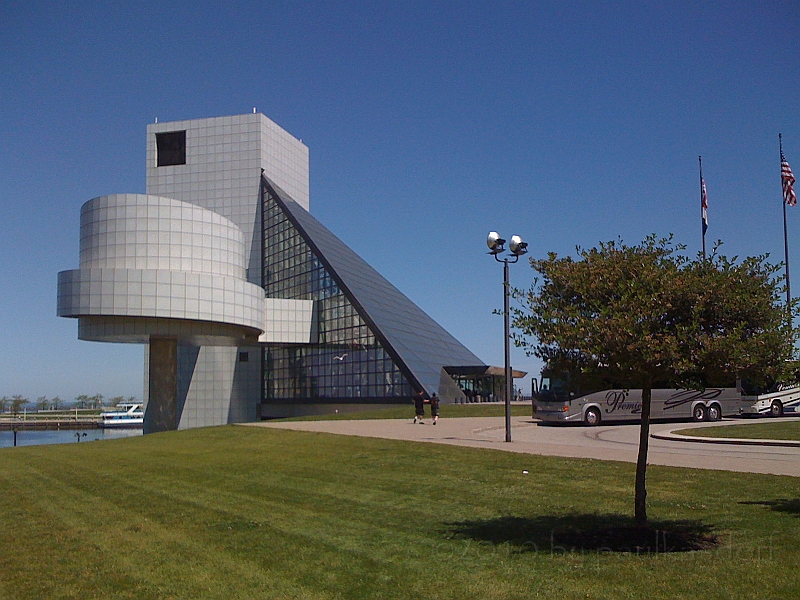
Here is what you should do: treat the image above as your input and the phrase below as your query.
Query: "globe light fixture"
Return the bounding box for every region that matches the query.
[509,235,528,256]
[487,231,528,442]
[487,231,506,254]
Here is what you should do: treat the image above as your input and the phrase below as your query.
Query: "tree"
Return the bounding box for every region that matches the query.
[9,395,29,416]
[36,396,49,411]
[74,394,89,409]
[512,236,795,527]
[50,396,63,410]
[0,396,8,414]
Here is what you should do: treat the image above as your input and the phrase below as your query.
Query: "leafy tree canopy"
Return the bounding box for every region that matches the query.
[9,395,29,415]
[512,235,797,391]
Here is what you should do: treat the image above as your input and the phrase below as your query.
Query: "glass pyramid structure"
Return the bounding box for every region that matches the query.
[260,175,485,409]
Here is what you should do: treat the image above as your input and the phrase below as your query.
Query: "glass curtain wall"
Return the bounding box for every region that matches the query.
[261,179,414,403]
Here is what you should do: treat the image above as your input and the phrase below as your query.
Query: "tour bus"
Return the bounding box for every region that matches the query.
[739,383,800,417]
[532,368,742,426]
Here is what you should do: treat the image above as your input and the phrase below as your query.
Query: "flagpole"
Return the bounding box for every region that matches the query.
[699,155,706,259]
[782,134,791,306]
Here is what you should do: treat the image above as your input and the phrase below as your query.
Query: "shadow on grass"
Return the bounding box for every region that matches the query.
[739,498,800,516]
[445,514,718,553]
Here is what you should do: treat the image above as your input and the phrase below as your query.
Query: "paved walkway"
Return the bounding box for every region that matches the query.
[245,416,800,477]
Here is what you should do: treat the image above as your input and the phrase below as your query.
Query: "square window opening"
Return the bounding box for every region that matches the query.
[156,131,186,166]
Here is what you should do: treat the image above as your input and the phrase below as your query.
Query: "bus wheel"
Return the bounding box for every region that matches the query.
[771,401,784,417]
[707,404,721,421]
[692,404,707,422]
[584,407,601,427]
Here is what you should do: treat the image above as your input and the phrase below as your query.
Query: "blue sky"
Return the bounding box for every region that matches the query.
[1,1,798,401]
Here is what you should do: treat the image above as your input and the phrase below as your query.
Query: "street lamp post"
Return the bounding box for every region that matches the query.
[487,231,528,443]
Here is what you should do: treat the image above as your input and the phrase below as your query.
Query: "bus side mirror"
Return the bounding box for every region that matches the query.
[531,378,539,394]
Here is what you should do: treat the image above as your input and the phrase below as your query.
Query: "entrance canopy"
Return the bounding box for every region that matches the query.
[444,365,528,403]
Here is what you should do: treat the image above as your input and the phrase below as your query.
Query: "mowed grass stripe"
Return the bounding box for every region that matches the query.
[0,462,159,598]
[4,458,324,597]
[2,432,486,598]
[1,426,799,599]
[0,445,324,599]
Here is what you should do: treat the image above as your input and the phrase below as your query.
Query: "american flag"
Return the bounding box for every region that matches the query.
[701,175,708,234]
[783,148,796,207]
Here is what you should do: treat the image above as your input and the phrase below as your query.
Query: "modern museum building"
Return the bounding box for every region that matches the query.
[57,113,519,432]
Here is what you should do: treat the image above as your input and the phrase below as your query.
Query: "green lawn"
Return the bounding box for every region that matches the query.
[280,402,533,421]
[677,419,800,441]
[1,426,798,599]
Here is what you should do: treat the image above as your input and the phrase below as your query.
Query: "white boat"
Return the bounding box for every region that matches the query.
[99,402,144,428]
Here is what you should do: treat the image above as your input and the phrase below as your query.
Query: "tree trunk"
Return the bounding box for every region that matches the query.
[634,383,652,527]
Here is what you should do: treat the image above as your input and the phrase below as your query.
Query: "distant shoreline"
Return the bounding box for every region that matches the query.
[0,419,101,431]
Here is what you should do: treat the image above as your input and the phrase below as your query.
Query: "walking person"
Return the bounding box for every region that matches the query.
[430,392,440,425]
[413,390,425,424]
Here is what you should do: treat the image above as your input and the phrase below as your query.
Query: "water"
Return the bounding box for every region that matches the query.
[0,428,142,448]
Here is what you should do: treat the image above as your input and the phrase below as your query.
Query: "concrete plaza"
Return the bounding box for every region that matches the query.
[247,416,800,477]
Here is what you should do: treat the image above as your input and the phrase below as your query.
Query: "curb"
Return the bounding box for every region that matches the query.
[651,430,800,448]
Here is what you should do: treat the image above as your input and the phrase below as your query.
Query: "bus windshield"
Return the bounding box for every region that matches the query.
[535,368,606,403]
[536,374,574,402]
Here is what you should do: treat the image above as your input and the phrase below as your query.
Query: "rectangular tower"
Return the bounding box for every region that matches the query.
[144,114,309,427]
